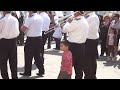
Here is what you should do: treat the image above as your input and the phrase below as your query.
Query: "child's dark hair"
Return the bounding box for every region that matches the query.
[60,40,70,49]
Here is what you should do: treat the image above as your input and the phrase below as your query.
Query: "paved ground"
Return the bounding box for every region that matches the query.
[0,42,120,79]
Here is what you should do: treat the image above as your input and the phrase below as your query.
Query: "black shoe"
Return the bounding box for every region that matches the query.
[34,61,36,64]
[19,73,31,76]
[36,73,44,77]
[56,48,60,50]
[19,44,24,46]
[100,54,103,56]
[53,48,60,50]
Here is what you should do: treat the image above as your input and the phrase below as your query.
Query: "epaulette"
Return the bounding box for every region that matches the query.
[75,18,81,21]
[85,15,90,19]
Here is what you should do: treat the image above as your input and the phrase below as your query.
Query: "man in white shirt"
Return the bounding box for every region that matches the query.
[20,11,44,77]
[39,11,50,45]
[0,11,19,79]
[63,11,89,79]
[39,11,50,56]
[110,14,120,47]
[84,11,100,79]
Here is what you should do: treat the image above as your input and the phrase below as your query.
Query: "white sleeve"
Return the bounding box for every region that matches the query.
[62,22,70,33]
[45,16,50,31]
[0,19,5,33]
[63,20,82,33]
[24,18,31,28]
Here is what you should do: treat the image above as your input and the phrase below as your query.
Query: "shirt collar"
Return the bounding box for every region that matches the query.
[5,14,11,17]
[88,12,95,16]
[40,12,45,14]
[31,13,38,16]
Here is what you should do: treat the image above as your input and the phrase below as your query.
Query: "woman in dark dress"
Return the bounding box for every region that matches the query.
[100,16,111,56]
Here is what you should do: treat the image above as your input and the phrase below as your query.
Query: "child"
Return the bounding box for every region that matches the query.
[57,40,72,79]
[106,27,117,61]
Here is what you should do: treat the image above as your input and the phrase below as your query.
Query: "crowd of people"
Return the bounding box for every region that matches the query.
[0,11,120,79]
[99,13,120,61]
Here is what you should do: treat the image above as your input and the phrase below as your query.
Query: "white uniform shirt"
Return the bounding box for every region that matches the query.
[110,20,120,29]
[110,20,120,34]
[24,13,43,37]
[54,15,59,24]
[39,12,50,32]
[63,16,89,44]
[86,12,100,39]
[53,26,62,39]
[0,14,19,39]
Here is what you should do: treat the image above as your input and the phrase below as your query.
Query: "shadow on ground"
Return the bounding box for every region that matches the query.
[97,56,120,69]
[18,64,37,72]
[44,49,62,56]
[103,59,120,68]
[97,56,107,61]
[19,75,44,79]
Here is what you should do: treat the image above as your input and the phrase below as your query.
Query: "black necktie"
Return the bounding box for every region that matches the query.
[85,15,89,19]
[0,16,4,19]
[75,18,81,21]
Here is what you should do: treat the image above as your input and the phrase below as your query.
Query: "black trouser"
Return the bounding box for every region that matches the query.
[17,31,24,45]
[117,35,120,47]
[24,36,44,75]
[101,38,108,55]
[84,39,98,79]
[42,31,48,46]
[54,38,61,49]
[69,42,85,79]
[0,38,18,79]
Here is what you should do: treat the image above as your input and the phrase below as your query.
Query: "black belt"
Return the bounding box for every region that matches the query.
[1,37,17,40]
[27,36,42,38]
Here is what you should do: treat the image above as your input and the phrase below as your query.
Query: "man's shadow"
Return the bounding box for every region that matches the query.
[97,56,107,61]
[44,49,62,56]
[19,75,44,79]
[103,59,120,68]
[18,63,44,79]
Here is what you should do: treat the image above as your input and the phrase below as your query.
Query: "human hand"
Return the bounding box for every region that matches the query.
[67,17,73,23]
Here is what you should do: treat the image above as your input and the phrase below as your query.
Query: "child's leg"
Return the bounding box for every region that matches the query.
[57,71,71,79]
[65,75,71,79]
[111,46,115,58]
[107,46,111,57]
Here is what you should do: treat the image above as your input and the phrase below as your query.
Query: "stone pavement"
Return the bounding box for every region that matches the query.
[0,43,120,79]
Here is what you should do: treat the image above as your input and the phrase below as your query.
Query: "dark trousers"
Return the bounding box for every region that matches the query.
[69,42,85,79]
[42,31,48,55]
[108,45,115,57]
[54,38,61,49]
[42,31,48,46]
[0,38,18,79]
[57,71,71,79]
[84,39,98,79]
[101,38,108,55]
[24,36,44,75]
[17,31,24,45]
[117,35,120,47]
